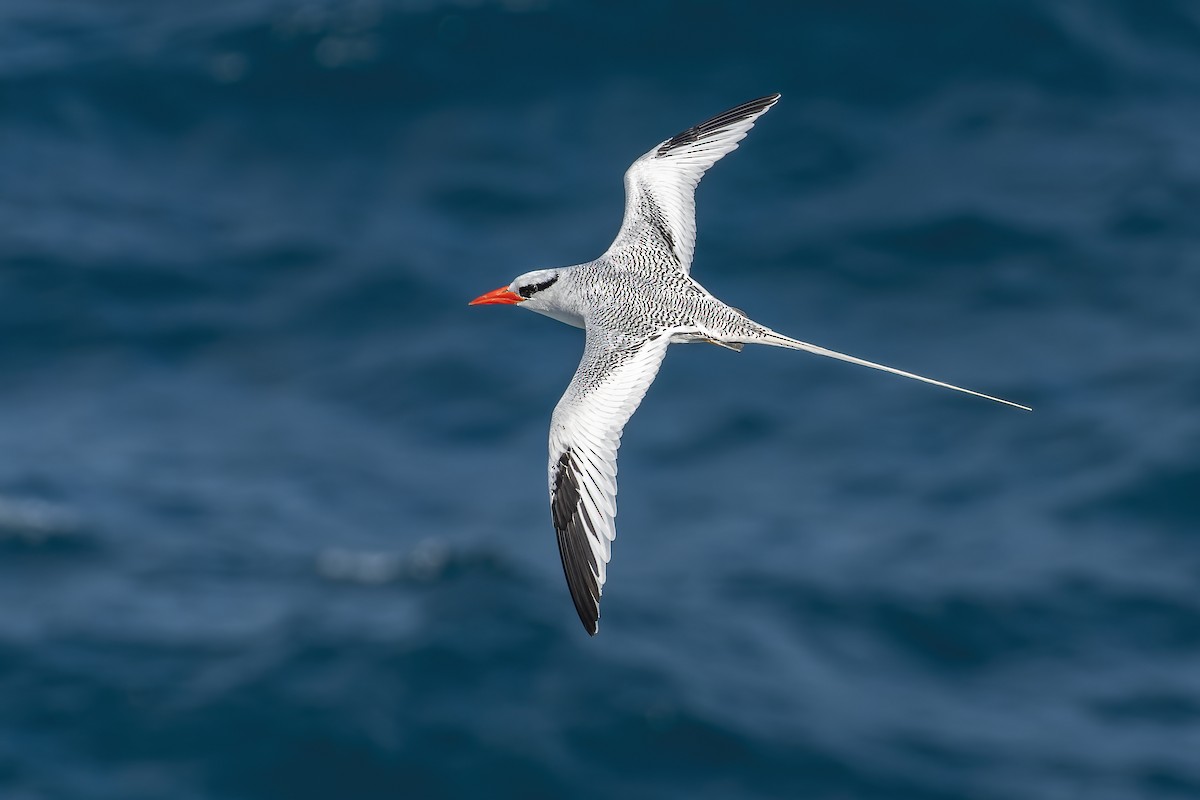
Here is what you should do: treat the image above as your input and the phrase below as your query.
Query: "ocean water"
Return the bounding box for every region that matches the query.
[2,1,1199,797]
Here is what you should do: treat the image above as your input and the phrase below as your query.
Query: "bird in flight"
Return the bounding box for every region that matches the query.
[470,94,1029,635]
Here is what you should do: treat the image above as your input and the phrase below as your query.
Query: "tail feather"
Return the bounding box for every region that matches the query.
[759,332,1031,412]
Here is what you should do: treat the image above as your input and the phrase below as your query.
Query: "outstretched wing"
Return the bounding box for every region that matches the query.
[548,329,671,635]
[605,94,780,274]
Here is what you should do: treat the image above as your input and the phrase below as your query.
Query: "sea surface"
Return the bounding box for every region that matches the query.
[2,1,1199,798]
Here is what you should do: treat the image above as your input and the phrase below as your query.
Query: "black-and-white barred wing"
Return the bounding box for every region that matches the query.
[605,94,780,274]
[547,329,671,635]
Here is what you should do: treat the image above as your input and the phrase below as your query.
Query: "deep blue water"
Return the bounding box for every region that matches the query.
[2,1,1199,798]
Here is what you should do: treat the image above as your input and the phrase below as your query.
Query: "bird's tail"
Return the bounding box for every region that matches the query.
[756,330,1031,411]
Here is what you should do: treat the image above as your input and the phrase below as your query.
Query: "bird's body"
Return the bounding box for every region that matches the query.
[525,258,765,342]
[471,95,1028,635]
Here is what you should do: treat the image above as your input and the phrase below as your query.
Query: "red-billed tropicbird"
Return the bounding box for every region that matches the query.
[470,94,1029,635]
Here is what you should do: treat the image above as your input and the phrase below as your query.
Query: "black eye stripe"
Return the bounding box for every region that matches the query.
[518,276,558,299]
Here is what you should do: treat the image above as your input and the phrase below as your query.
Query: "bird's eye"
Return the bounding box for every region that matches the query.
[518,275,558,299]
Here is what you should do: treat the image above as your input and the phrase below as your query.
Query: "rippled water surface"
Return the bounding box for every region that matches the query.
[2,1,1199,798]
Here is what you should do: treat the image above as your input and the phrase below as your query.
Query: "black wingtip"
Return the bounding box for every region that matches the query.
[551,450,603,636]
[657,93,782,156]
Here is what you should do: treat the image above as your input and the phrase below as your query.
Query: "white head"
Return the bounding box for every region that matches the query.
[469,268,583,328]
